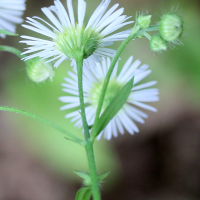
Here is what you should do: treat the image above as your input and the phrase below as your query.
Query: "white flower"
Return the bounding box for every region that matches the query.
[0,0,26,38]
[59,56,159,140]
[20,0,133,68]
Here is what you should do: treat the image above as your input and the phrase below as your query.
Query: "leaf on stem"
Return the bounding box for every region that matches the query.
[93,77,134,137]
[0,29,18,36]
[0,106,85,146]
[0,45,23,58]
[75,187,92,200]
[74,171,91,186]
[74,171,110,186]
[98,172,110,182]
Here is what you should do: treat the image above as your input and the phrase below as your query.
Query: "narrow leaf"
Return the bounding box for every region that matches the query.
[0,106,85,146]
[98,172,110,182]
[75,187,92,200]
[74,171,91,186]
[74,171,90,180]
[0,45,23,59]
[93,77,134,137]
[0,29,18,36]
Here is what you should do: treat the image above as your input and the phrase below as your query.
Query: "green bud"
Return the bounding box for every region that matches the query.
[159,14,183,42]
[26,58,54,83]
[150,35,167,52]
[137,15,152,29]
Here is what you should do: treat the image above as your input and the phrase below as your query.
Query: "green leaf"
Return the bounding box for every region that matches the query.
[0,29,18,36]
[93,77,134,137]
[74,171,110,186]
[98,172,110,182]
[74,171,90,180]
[75,187,92,200]
[74,171,91,186]
[0,45,23,59]
[0,106,85,146]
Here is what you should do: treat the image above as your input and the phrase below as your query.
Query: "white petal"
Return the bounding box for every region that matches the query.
[60,102,80,110]
[78,0,86,27]
[132,101,157,112]
[67,0,75,26]
[86,0,111,29]
[132,81,157,91]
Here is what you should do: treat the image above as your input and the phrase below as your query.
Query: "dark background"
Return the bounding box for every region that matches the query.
[0,0,200,199]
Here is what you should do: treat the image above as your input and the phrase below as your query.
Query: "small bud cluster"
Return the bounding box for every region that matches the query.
[150,13,183,52]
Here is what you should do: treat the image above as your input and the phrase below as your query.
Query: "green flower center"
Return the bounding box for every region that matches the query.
[56,26,102,59]
[88,78,123,111]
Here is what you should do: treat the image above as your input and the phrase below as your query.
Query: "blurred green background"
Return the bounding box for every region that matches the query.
[0,0,200,199]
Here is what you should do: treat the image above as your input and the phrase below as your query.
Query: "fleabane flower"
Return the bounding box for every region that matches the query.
[20,0,133,68]
[0,0,26,38]
[59,56,159,140]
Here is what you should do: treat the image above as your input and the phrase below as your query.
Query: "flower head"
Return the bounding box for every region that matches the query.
[59,56,159,140]
[0,0,26,38]
[20,0,133,68]
[159,13,183,42]
[150,35,167,52]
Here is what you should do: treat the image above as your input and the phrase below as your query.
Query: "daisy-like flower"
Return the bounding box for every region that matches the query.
[20,0,133,68]
[0,0,26,38]
[59,56,159,140]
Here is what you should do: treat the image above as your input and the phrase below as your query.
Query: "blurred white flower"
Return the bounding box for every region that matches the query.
[0,0,26,38]
[59,56,159,140]
[20,0,133,68]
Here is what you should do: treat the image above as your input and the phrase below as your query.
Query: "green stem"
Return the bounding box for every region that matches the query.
[0,45,23,59]
[76,57,101,200]
[76,57,90,140]
[143,32,152,40]
[86,141,101,200]
[91,25,159,140]
[0,106,85,145]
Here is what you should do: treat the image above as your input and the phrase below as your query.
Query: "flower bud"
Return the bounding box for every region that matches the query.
[150,35,167,52]
[159,14,183,42]
[26,58,55,83]
[137,15,152,29]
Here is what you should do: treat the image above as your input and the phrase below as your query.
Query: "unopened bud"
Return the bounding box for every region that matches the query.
[150,35,167,52]
[138,15,152,29]
[26,58,55,83]
[159,14,183,42]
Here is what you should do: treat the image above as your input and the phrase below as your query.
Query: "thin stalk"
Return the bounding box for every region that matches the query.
[76,57,101,200]
[0,45,23,59]
[86,141,101,200]
[76,57,90,140]
[91,25,159,140]
[0,106,85,145]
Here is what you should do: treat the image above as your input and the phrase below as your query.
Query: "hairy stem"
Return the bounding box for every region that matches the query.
[0,106,85,145]
[76,57,101,200]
